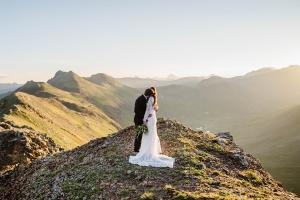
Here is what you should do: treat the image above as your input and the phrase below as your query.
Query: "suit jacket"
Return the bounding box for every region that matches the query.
[134,95,147,125]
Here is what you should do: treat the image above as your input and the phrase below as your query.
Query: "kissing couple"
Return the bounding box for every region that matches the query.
[129,87,175,168]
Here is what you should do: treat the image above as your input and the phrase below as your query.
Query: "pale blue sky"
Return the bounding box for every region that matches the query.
[0,0,299,83]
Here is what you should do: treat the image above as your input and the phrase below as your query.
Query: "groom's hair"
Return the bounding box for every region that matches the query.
[144,88,153,96]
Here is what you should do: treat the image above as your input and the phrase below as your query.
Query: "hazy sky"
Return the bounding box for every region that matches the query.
[0,0,300,83]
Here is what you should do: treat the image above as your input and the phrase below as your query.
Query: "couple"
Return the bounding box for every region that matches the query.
[129,87,175,168]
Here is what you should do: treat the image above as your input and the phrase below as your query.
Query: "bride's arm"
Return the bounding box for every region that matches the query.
[143,97,153,123]
[154,104,159,111]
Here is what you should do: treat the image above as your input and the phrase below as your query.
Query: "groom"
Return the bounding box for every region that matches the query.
[133,88,152,152]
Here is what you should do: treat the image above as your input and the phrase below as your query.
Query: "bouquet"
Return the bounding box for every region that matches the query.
[136,124,148,136]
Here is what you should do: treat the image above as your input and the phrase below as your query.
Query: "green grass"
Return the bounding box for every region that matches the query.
[48,71,139,126]
[0,120,296,200]
[242,170,263,185]
[1,82,120,149]
[140,191,154,200]
[164,184,227,200]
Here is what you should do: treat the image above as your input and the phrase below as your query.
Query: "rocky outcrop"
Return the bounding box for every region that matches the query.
[0,122,63,174]
[0,119,298,199]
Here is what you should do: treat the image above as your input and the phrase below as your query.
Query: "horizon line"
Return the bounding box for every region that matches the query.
[1,64,299,84]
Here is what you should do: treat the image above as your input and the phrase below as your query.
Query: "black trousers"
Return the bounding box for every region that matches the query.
[134,123,143,152]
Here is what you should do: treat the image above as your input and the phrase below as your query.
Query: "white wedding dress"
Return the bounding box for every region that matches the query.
[129,97,175,168]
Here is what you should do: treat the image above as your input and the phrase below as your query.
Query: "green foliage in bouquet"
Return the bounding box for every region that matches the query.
[136,124,148,136]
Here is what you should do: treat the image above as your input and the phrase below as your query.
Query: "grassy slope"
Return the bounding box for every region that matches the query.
[0,71,138,150]
[0,82,120,149]
[48,71,138,126]
[0,120,297,199]
[233,105,300,194]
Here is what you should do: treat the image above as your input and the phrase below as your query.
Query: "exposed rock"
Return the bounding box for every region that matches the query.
[216,132,233,142]
[0,122,11,130]
[231,152,250,167]
[0,123,63,174]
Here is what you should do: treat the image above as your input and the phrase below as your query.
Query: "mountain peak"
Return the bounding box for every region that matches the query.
[54,70,76,77]
[244,67,275,77]
[166,74,179,80]
[198,75,225,87]
[48,70,81,93]
[86,73,121,87]
[0,119,296,199]
[282,65,300,72]
[17,81,47,94]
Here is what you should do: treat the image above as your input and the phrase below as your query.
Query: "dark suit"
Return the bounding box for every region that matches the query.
[133,94,147,152]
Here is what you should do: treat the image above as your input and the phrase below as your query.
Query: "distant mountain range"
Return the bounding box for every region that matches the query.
[117,76,206,88]
[0,65,300,194]
[155,65,300,194]
[0,83,22,99]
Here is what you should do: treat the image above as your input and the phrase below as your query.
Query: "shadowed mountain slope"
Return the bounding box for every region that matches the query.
[0,120,297,199]
[158,66,300,130]
[0,92,9,99]
[236,105,300,195]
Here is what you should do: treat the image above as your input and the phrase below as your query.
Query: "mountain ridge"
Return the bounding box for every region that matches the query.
[48,70,138,126]
[47,70,83,93]
[118,76,206,88]
[86,73,121,87]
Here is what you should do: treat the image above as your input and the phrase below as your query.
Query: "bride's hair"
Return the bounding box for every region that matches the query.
[150,87,158,106]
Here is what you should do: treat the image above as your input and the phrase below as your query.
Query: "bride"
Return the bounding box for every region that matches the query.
[129,87,175,168]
